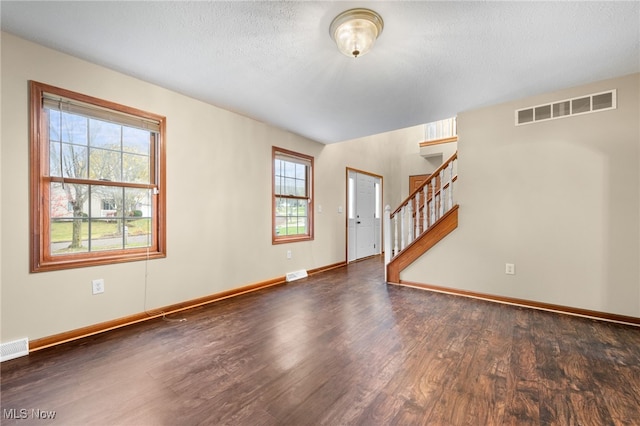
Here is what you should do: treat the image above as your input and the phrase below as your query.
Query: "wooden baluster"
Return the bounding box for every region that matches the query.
[423,185,429,231]
[426,197,431,229]
[451,158,457,207]
[439,170,445,218]
[430,180,436,225]
[407,202,413,244]
[393,212,398,256]
[448,161,454,210]
[384,205,391,274]
[442,165,449,213]
[415,191,421,236]
[400,205,406,250]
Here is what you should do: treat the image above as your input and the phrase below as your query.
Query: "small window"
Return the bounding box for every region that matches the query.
[102,200,117,211]
[272,147,314,244]
[348,176,355,220]
[30,81,166,272]
[374,182,381,219]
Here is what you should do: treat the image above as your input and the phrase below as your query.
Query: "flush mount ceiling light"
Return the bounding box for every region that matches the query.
[330,8,384,58]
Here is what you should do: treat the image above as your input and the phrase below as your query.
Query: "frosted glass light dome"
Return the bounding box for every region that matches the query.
[330,9,384,58]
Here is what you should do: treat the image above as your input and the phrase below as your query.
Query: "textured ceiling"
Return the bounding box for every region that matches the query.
[1,1,639,143]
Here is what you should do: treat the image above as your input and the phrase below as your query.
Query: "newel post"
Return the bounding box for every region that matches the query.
[384,205,391,282]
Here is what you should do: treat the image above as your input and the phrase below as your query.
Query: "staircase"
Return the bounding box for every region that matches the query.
[384,151,458,282]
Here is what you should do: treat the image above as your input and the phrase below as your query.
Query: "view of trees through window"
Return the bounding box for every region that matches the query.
[30,81,165,272]
[47,109,154,254]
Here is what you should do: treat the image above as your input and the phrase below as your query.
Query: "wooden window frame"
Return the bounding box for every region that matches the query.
[272,147,314,244]
[29,81,166,272]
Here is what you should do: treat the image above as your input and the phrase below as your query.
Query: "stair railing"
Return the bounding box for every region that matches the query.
[384,152,458,278]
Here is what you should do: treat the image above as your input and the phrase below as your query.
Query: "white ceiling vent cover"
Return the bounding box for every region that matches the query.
[1,338,29,362]
[516,89,616,126]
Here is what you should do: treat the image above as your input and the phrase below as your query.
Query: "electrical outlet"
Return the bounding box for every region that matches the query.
[92,279,105,294]
[286,250,292,259]
[505,263,515,275]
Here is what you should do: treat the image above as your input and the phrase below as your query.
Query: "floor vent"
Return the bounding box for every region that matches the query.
[1,338,29,362]
[286,269,308,282]
[516,89,616,126]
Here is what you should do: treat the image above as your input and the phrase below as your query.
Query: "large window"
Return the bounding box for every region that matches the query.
[30,81,166,272]
[272,147,314,244]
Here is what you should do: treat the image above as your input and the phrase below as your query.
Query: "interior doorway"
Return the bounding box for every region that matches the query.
[409,174,430,193]
[347,169,382,263]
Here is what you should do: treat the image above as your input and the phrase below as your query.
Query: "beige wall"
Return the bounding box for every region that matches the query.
[0,33,314,342]
[0,33,435,344]
[0,34,294,342]
[329,123,451,211]
[403,73,640,317]
[3,32,636,346]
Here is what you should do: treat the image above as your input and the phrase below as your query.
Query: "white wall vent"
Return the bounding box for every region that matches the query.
[1,338,29,362]
[285,269,308,282]
[516,89,616,126]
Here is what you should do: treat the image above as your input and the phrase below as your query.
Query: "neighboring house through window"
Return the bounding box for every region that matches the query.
[102,200,117,211]
[272,147,314,244]
[29,81,166,272]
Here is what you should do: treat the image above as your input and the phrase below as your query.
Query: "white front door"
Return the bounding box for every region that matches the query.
[347,170,382,262]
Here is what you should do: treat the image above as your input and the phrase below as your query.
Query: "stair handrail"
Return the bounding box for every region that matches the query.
[391,152,457,217]
[384,151,458,279]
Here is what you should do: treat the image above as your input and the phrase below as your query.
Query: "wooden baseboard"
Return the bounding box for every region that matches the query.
[308,261,347,275]
[391,280,640,327]
[347,254,382,264]
[29,261,348,352]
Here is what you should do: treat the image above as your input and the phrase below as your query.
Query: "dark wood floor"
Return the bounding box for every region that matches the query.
[2,256,639,425]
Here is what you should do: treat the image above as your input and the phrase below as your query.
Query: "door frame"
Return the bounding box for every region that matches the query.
[345,167,384,263]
